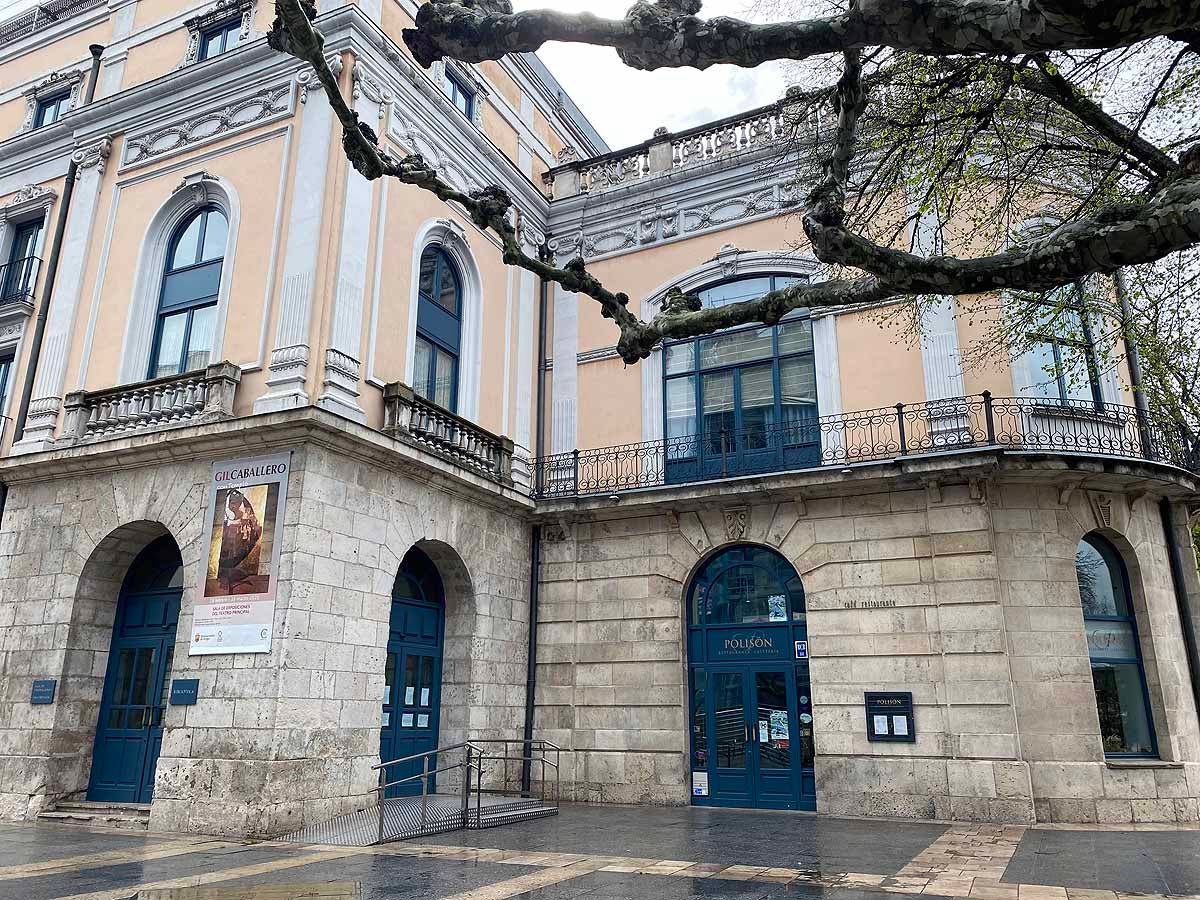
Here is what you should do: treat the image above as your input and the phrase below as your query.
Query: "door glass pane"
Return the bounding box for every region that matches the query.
[413,336,434,401]
[112,649,136,705]
[185,305,216,372]
[739,363,775,450]
[403,655,419,708]
[152,312,188,378]
[665,376,696,459]
[795,667,814,768]
[756,671,790,769]
[778,319,813,354]
[433,347,456,410]
[664,342,694,376]
[1092,663,1155,754]
[690,670,708,770]
[1026,340,1061,399]
[699,327,773,368]
[419,656,434,707]
[384,652,396,705]
[712,672,745,769]
[780,356,817,444]
[702,371,734,455]
[1060,344,1096,403]
[131,648,155,706]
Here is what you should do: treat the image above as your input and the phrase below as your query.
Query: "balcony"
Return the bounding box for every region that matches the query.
[383,382,516,488]
[0,0,104,49]
[0,256,41,307]
[532,394,1200,499]
[59,361,241,445]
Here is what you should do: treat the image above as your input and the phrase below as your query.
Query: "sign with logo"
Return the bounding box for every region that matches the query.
[708,629,788,661]
[191,453,290,655]
[794,640,808,659]
[691,771,709,797]
[169,679,200,705]
[864,691,916,743]
[30,679,56,705]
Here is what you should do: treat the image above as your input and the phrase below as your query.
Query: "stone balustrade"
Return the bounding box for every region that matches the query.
[545,99,817,199]
[383,381,515,486]
[60,361,241,444]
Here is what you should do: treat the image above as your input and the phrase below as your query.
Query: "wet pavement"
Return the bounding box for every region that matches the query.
[0,804,1198,900]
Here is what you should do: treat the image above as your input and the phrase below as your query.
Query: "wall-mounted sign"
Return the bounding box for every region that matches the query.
[691,771,709,797]
[191,453,291,656]
[708,629,789,661]
[169,679,200,705]
[865,691,916,743]
[794,640,808,659]
[30,679,56,705]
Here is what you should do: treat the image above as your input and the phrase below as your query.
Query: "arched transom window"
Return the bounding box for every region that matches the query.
[663,274,816,480]
[414,246,461,411]
[149,206,227,379]
[1076,534,1157,757]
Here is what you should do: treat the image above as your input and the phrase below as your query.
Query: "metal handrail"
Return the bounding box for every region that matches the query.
[372,741,476,770]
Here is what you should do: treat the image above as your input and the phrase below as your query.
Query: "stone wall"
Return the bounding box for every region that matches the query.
[533,469,1200,823]
[0,433,532,836]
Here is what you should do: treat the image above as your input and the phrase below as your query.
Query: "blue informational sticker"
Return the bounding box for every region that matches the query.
[169,679,200,705]
[794,640,808,659]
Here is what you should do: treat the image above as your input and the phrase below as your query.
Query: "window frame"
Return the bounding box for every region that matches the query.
[1023,283,1104,408]
[1078,533,1159,759]
[33,91,70,129]
[661,273,817,466]
[413,246,463,413]
[147,206,227,380]
[2,219,44,303]
[0,352,14,415]
[197,17,242,61]
[441,68,476,121]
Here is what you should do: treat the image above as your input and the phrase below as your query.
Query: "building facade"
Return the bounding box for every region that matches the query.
[0,0,1198,838]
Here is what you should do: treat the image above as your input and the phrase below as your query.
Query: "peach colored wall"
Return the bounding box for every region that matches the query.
[480,61,521,110]
[577,357,640,451]
[835,309,927,412]
[120,29,191,92]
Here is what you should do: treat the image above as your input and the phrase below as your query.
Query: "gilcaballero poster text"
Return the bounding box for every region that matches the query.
[191,453,290,655]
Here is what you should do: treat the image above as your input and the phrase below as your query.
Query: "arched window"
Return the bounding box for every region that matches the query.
[414,246,461,411]
[663,274,816,481]
[1076,534,1157,757]
[148,206,227,379]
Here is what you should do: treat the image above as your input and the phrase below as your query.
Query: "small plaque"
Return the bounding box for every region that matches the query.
[169,679,200,705]
[794,640,808,659]
[31,679,56,705]
[691,772,709,797]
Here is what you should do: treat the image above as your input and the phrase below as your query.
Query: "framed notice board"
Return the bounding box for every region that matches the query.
[865,691,915,743]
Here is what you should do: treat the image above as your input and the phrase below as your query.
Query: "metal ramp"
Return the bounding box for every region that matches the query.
[282,740,560,846]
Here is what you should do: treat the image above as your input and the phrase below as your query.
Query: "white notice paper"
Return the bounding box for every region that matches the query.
[872,714,889,736]
[692,772,709,796]
[892,715,909,736]
[404,686,415,704]
[401,713,414,727]
[417,714,429,728]
[420,688,430,706]
[759,720,769,742]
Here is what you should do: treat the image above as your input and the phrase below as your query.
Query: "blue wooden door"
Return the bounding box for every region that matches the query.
[379,548,445,797]
[89,579,180,804]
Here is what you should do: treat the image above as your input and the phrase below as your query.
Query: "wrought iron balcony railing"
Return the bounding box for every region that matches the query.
[0,0,104,48]
[0,256,41,305]
[532,393,1200,499]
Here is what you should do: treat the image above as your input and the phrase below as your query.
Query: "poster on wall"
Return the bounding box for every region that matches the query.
[190,453,291,655]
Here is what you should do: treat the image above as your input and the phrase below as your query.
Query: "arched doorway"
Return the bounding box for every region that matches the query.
[686,544,815,810]
[380,546,446,796]
[88,536,183,803]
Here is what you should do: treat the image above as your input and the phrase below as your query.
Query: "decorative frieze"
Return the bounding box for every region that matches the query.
[121,82,291,167]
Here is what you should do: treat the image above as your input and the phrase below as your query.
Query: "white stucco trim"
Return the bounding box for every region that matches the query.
[117,172,241,385]
[404,218,484,423]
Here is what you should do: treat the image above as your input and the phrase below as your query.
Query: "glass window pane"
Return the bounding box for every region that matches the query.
[170,216,202,270]
[1026,340,1060,400]
[200,210,227,262]
[712,672,745,769]
[698,277,770,308]
[403,655,419,706]
[690,670,707,770]
[420,657,434,707]
[664,342,694,376]
[665,376,696,460]
[152,312,188,378]
[384,652,397,707]
[739,363,775,449]
[1059,344,1096,403]
[418,251,437,297]
[436,261,459,313]
[1092,663,1155,754]
[756,671,790,770]
[795,666,814,768]
[185,305,217,372]
[708,561,772,625]
[0,358,12,408]
[130,647,155,706]
[778,319,813,355]
[1086,621,1138,660]
[702,371,734,455]
[434,347,456,410]
[1076,540,1127,616]
[699,327,773,368]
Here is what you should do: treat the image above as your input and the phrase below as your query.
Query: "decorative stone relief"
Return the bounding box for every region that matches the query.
[171,171,221,209]
[723,506,748,541]
[72,137,112,172]
[1088,491,1127,532]
[352,60,394,120]
[181,0,256,68]
[122,83,291,166]
[297,54,344,104]
[3,184,57,214]
[18,69,86,133]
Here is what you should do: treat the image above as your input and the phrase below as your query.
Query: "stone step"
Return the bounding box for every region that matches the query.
[38,802,151,830]
[54,800,151,814]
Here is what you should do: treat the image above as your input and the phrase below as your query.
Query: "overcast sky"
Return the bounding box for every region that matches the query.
[512,0,791,150]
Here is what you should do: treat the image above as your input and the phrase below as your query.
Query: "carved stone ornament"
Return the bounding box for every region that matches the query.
[556,145,579,165]
[71,137,112,172]
[716,243,741,277]
[19,69,86,133]
[181,0,257,68]
[723,506,748,541]
[1089,491,1118,530]
[297,54,344,104]
[172,172,221,209]
[2,184,57,217]
[352,61,394,117]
